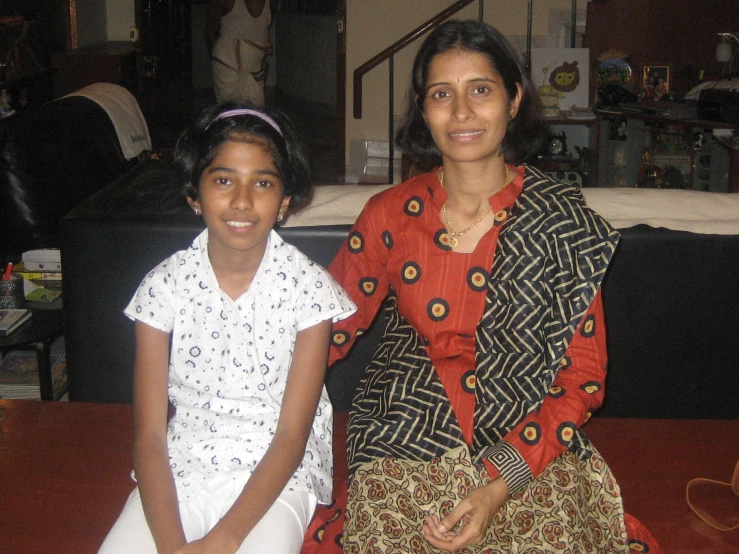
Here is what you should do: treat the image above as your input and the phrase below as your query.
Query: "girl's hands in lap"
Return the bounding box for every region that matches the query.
[422,477,510,552]
[171,531,239,554]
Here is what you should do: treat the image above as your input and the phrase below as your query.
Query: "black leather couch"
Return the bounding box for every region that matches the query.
[0,95,138,259]
[60,161,739,418]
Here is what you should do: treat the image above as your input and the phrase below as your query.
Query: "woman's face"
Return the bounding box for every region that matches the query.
[422,48,521,165]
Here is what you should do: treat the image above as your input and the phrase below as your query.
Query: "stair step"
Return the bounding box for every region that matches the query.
[350,139,402,162]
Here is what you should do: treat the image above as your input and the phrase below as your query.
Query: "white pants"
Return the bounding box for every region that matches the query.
[98,474,317,553]
[211,38,266,106]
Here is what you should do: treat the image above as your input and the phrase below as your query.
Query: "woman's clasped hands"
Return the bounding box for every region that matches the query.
[422,477,510,552]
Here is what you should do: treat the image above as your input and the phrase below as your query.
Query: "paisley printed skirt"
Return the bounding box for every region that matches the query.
[344,445,630,554]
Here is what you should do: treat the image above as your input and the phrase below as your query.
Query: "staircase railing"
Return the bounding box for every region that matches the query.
[352,1,484,183]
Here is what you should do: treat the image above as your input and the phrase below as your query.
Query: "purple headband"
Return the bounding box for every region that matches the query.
[210,108,283,136]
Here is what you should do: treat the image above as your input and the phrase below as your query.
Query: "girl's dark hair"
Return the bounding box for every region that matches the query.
[174,102,312,208]
[396,19,546,171]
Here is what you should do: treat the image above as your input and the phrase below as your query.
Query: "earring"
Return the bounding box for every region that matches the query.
[277,213,284,223]
[194,208,200,216]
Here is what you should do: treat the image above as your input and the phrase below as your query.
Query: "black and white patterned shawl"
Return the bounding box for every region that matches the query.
[347,167,619,475]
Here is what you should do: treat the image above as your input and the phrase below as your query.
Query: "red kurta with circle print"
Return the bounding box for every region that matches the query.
[328,167,608,482]
[310,168,663,554]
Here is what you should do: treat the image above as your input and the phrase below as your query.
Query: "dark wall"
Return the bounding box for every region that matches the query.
[584,0,739,97]
[1,1,70,68]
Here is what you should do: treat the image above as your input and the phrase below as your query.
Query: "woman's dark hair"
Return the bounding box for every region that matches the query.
[174,102,312,208]
[396,19,546,170]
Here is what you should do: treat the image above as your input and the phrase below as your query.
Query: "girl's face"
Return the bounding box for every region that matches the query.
[188,139,290,263]
[422,48,521,165]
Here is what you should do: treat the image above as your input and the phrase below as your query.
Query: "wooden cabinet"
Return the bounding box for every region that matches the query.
[51,41,138,99]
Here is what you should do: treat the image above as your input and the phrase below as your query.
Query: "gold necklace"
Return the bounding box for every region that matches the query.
[440,165,510,249]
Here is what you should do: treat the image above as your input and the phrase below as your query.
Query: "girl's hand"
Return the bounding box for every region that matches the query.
[171,528,240,554]
[171,538,216,554]
[171,541,203,554]
[421,477,509,552]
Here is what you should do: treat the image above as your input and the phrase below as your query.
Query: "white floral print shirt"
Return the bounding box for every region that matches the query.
[124,229,356,503]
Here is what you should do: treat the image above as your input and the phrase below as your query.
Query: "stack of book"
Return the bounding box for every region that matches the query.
[0,308,32,336]
[0,351,67,400]
[12,260,62,303]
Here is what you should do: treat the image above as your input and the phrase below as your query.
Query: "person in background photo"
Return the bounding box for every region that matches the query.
[206,0,276,105]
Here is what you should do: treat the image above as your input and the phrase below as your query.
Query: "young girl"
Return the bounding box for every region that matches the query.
[98,103,356,554]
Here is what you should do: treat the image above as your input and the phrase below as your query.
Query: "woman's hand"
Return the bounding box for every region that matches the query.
[422,477,510,552]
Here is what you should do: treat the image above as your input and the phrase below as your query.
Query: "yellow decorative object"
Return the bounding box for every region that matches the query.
[538,84,563,118]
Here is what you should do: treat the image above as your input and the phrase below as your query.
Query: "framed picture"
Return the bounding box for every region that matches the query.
[642,65,670,100]
[530,48,591,116]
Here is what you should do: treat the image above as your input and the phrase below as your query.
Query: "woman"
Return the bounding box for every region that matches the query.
[322,20,661,554]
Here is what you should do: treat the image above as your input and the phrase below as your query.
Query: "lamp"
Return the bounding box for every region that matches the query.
[717,32,739,63]
[717,38,732,63]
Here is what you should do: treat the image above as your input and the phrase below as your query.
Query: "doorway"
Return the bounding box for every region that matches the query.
[135,0,194,147]
[190,0,346,184]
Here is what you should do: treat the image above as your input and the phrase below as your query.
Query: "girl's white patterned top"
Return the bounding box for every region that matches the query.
[124,229,357,503]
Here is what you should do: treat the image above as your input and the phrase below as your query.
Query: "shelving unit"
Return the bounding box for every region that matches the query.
[537,111,738,192]
[596,110,738,192]
[537,116,601,188]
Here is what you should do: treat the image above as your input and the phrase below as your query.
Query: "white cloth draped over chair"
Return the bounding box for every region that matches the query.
[66,83,152,160]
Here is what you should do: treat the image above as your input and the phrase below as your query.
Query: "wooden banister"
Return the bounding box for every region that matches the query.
[353,0,478,119]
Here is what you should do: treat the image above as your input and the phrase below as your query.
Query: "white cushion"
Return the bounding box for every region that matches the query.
[582,188,739,235]
[284,184,739,235]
